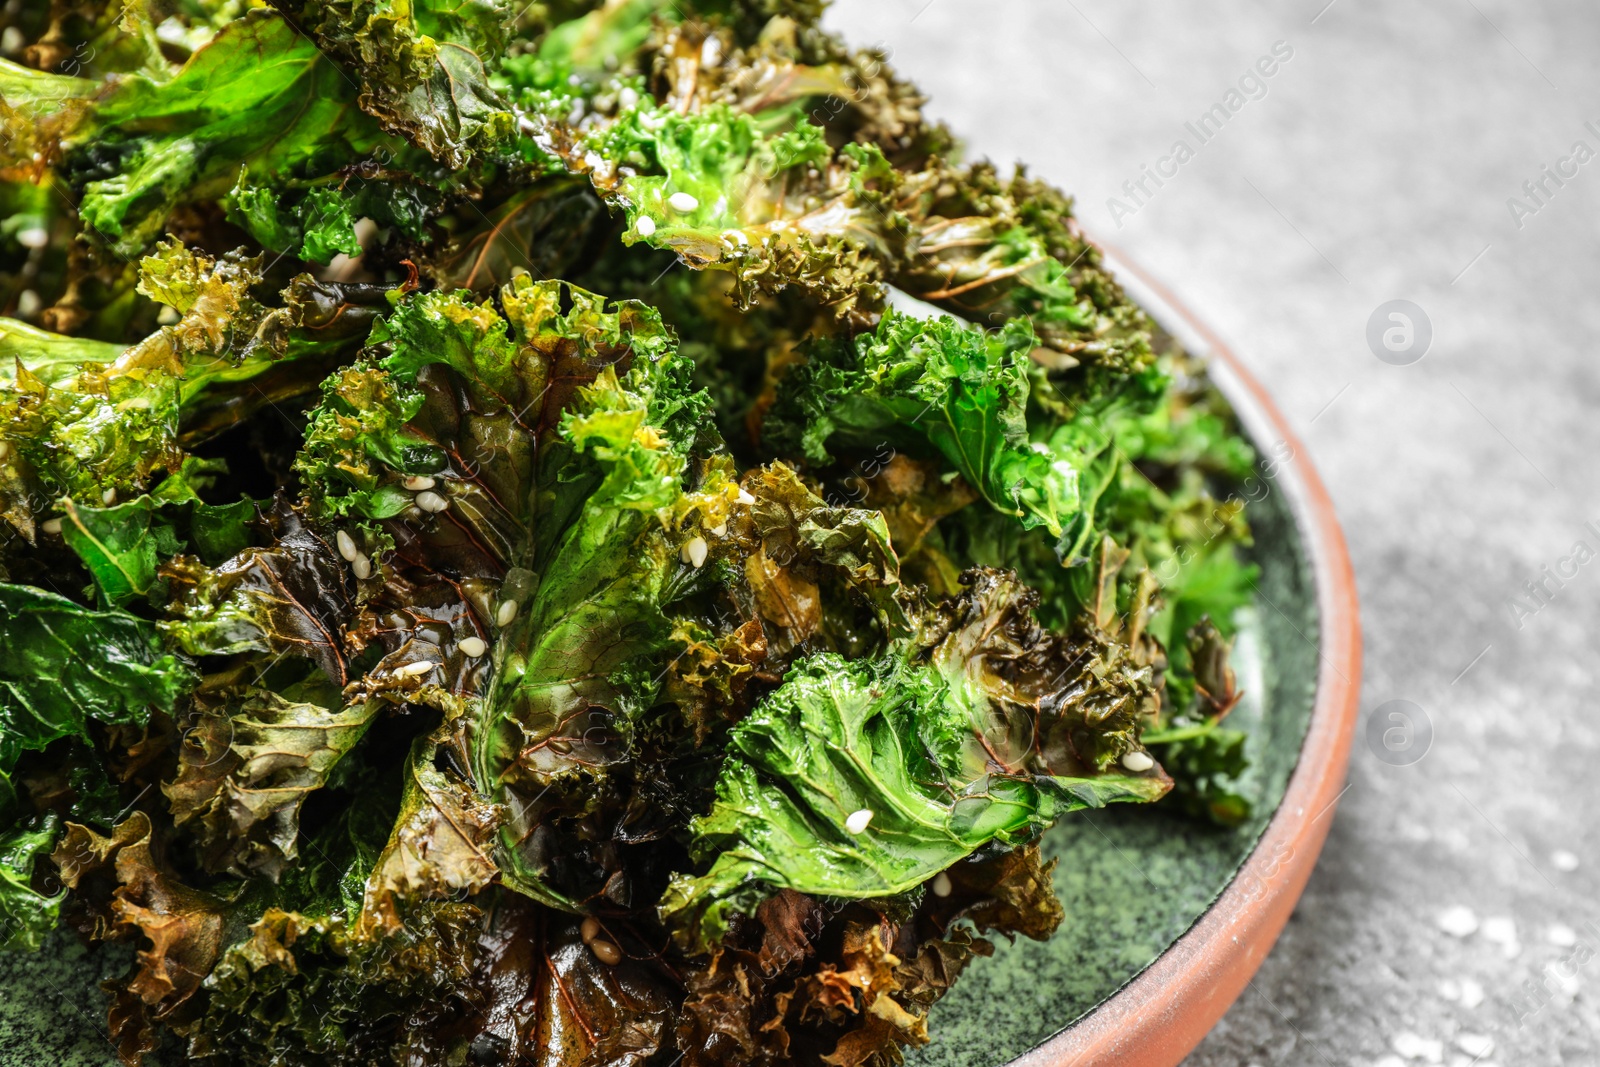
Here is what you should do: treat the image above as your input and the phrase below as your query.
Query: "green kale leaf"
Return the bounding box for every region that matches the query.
[0,317,123,385]
[0,815,66,951]
[225,179,363,266]
[294,276,716,909]
[0,242,389,540]
[0,583,192,798]
[766,309,1145,577]
[473,327,712,910]
[660,568,1167,948]
[277,0,515,168]
[43,10,396,256]
[57,495,184,607]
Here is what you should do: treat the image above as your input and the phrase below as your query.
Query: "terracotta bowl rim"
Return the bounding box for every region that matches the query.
[1007,245,1363,1067]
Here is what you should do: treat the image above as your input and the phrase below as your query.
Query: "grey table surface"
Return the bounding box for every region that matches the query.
[822,2,1600,1066]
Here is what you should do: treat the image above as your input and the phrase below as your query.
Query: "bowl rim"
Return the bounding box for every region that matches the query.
[1008,246,1363,1067]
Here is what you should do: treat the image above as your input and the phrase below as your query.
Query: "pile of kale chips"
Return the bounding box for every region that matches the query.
[0,2,1261,1064]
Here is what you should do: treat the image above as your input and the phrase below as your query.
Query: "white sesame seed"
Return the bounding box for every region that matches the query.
[1480,915,1520,957]
[1436,905,1478,938]
[931,872,952,897]
[101,487,116,505]
[1390,1034,1442,1063]
[681,536,708,568]
[351,555,372,580]
[157,305,180,326]
[402,475,436,491]
[618,87,639,111]
[458,636,487,658]
[1551,849,1580,871]
[699,36,722,68]
[15,288,36,317]
[395,659,435,678]
[39,517,62,535]
[734,489,756,505]
[667,192,699,213]
[336,530,358,561]
[1120,750,1154,773]
[1546,923,1578,948]
[497,600,519,627]
[635,215,656,237]
[707,522,726,537]
[415,490,449,513]
[844,809,873,834]
[16,227,47,250]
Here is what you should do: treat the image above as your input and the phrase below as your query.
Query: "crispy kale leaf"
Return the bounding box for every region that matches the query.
[1097,351,1260,825]
[511,61,1145,362]
[0,61,98,183]
[504,5,1145,364]
[767,311,1098,542]
[0,815,66,951]
[418,178,606,291]
[661,568,1167,948]
[5,10,398,257]
[58,495,186,608]
[178,752,488,1067]
[0,242,389,540]
[660,459,907,713]
[161,501,355,686]
[358,733,503,935]
[53,811,229,1063]
[276,0,515,168]
[0,583,191,803]
[293,276,716,909]
[54,461,259,608]
[165,686,380,880]
[397,891,676,1067]
[474,306,712,910]
[225,179,365,266]
[0,316,123,382]
[193,904,482,1066]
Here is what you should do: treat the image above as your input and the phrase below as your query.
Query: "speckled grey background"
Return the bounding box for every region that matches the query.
[823,2,1600,1065]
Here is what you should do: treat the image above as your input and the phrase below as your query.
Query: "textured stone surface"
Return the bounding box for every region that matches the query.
[823,2,1600,1065]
